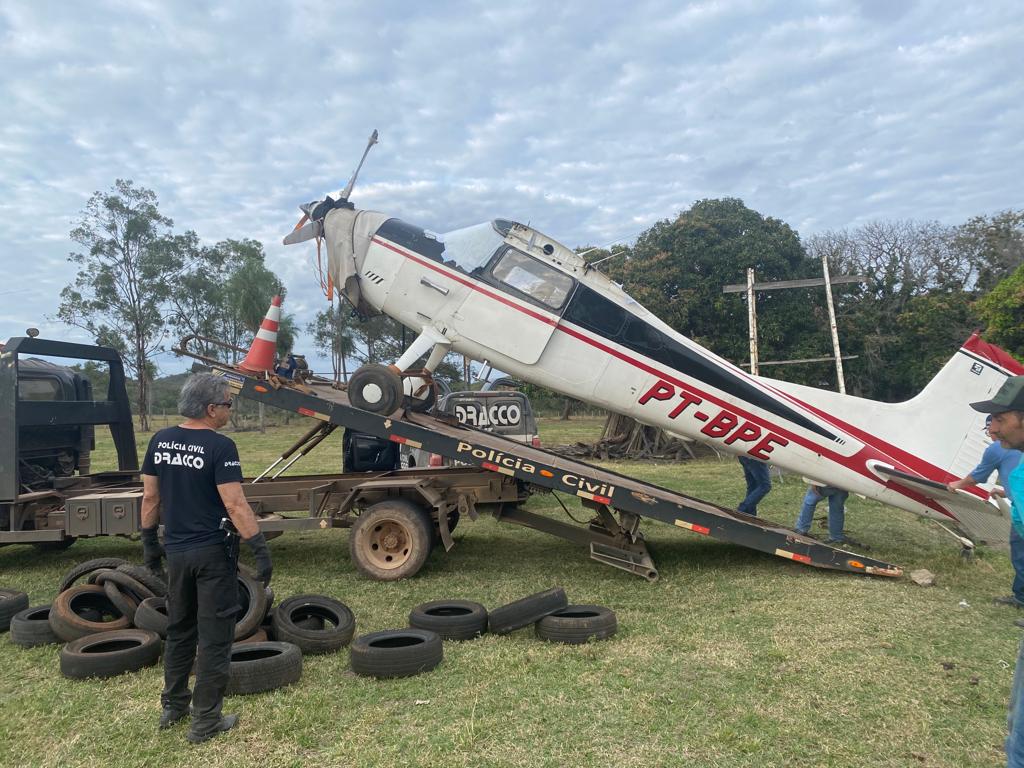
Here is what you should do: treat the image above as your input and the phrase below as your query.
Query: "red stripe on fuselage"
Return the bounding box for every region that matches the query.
[371,235,957,518]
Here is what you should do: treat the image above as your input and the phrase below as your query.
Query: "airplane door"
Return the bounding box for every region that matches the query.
[450,247,573,365]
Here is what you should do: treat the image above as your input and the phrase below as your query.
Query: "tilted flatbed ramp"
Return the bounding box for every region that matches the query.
[214,369,902,580]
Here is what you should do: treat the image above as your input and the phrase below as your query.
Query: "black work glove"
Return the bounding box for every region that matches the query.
[244,532,273,586]
[141,526,165,575]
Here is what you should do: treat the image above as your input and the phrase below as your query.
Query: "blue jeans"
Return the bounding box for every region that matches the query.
[1012,526,1024,604]
[1009,633,1024,766]
[737,456,772,516]
[795,486,848,541]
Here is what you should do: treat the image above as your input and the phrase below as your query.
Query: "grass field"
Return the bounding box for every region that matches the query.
[0,416,1018,767]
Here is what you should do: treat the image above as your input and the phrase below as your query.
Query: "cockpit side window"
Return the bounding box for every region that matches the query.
[490,247,574,311]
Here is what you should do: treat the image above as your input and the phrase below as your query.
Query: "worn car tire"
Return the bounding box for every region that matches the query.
[0,588,30,632]
[49,585,130,641]
[349,499,433,581]
[11,604,61,646]
[60,629,162,679]
[272,594,356,654]
[57,558,129,594]
[225,641,302,695]
[350,628,443,679]
[115,564,168,598]
[133,597,168,638]
[94,569,154,603]
[102,581,140,625]
[409,599,487,641]
[488,587,569,635]
[235,628,269,645]
[535,605,618,644]
[234,569,268,641]
[349,364,404,415]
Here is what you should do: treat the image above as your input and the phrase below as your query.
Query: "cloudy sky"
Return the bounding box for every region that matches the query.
[2,0,1021,375]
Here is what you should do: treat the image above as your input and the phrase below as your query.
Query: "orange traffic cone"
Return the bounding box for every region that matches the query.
[239,296,282,373]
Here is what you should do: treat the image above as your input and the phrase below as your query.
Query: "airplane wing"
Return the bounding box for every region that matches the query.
[872,464,1011,549]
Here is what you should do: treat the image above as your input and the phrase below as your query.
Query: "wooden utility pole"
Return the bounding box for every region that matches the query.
[723,268,865,392]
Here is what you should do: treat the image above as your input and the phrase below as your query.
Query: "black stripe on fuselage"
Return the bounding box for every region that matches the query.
[375,225,838,442]
[561,284,838,441]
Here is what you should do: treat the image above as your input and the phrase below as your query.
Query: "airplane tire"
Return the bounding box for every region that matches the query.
[408,599,487,641]
[349,499,433,581]
[535,605,618,644]
[488,587,569,635]
[349,364,403,415]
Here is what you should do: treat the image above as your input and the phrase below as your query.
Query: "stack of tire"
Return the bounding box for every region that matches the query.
[224,593,356,696]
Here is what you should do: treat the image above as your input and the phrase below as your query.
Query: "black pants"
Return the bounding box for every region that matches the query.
[162,542,239,730]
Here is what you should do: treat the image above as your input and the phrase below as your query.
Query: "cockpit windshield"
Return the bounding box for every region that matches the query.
[436,221,506,273]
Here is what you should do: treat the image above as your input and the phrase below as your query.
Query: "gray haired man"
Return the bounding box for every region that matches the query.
[140,373,272,743]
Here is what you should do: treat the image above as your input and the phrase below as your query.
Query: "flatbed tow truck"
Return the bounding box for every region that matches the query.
[1,335,903,582]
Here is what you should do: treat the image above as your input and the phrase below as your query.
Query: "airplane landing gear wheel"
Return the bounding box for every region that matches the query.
[349,500,432,581]
[349,364,403,415]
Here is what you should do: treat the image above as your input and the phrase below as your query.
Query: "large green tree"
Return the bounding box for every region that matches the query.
[307,304,357,384]
[606,198,826,382]
[977,263,1024,359]
[57,180,188,431]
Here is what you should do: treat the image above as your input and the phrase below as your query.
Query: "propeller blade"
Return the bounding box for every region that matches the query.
[283,219,323,245]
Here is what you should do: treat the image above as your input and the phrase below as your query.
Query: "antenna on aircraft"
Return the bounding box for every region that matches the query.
[340,129,379,201]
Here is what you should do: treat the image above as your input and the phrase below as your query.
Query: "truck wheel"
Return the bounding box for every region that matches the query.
[349,500,433,581]
[11,604,61,646]
[349,364,403,415]
[0,589,30,632]
[60,629,162,679]
[409,599,487,641]
[58,558,129,594]
[133,597,168,638]
[225,641,303,695]
[272,594,356,654]
[49,585,131,641]
[535,605,618,644]
[488,587,569,635]
[349,628,443,679]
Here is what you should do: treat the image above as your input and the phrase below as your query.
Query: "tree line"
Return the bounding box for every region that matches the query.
[55,181,1023,430]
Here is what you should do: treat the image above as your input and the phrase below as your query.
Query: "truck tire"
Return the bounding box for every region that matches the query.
[133,597,168,638]
[49,585,130,641]
[11,604,61,646]
[409,599,487,641]
[60,629,162,679]
[487,587,569,635]
[116,564,168,598]
[272,595,356,654]
[235,569,267,641]
[58,558,129,594]
[102,581,140,625]
[349,364,404,415]
[349,628,443,679]
[349,499,433,581]
[1,589,31,632]
[225,641,302,695]
[535,605,618,644]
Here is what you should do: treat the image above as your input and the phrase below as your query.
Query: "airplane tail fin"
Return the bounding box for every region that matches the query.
[768,334,1024,481]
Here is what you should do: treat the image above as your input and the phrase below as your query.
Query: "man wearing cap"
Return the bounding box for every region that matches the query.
[970,375,1024,767]
[947,415,1023,607]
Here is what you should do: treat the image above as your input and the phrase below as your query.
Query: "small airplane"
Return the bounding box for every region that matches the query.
[284,131,1023,551]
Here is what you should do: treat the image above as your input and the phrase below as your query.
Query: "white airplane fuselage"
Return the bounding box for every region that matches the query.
[318,210,1017,547]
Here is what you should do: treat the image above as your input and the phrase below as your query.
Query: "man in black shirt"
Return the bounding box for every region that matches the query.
[140,373,272,744]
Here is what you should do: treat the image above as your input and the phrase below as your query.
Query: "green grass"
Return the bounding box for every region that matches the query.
[1,419,1017,767]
